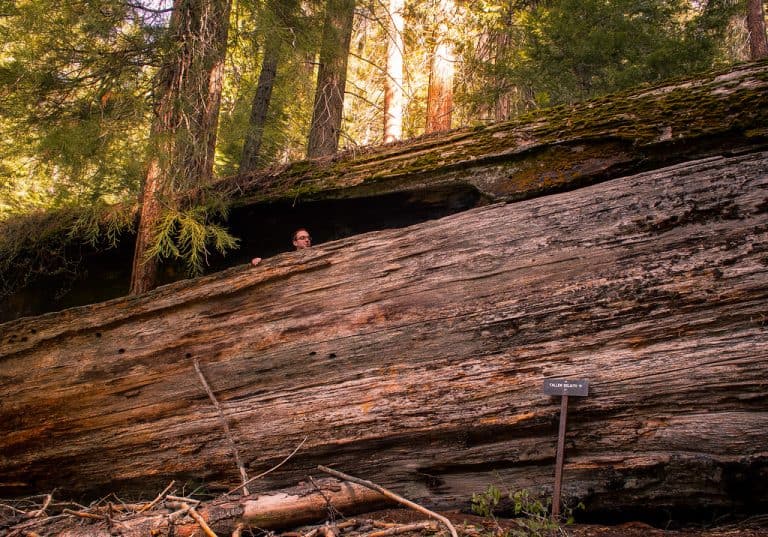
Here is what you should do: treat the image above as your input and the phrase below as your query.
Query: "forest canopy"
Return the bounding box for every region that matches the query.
[0,0,760,295]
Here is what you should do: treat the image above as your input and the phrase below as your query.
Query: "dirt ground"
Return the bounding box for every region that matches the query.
[362,508,768,537]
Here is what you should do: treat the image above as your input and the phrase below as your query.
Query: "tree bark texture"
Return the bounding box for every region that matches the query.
[306,0,356,158]
[130,0,232,295]
[747,0,768,60]
[2,149,767,514]
[229,60,768,209]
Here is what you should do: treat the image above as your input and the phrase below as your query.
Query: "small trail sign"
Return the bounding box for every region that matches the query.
[543,379,589,397]
[543,378,589,520]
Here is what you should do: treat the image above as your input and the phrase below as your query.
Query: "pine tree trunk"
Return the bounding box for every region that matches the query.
[383,0,405,144]
[306,0,356,158]
[129,0,232,295]
[240,0,298,172]
[240,39,281,172]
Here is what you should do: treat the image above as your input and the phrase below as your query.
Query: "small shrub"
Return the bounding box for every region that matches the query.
[471,484,583,537]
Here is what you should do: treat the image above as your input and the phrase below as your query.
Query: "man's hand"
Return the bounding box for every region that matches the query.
[251,257,262,266]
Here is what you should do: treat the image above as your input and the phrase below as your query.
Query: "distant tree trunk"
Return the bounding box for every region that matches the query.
[240,39,280,173]
[747,0,768,59]
[425,0,454,133]
[306,0,356,158]
[240,0,299,173]
[383,0,405,144]
[130,0,232,295]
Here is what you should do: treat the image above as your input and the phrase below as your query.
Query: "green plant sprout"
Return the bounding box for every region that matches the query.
[471,484,584,537]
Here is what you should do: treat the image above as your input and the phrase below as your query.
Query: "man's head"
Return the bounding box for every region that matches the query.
[292,228,311,250]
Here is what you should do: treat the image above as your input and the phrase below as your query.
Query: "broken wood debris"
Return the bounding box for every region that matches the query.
[0,478,455,537]
[317,466,458,537]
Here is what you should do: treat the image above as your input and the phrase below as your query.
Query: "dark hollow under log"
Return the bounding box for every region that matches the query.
[1,150,767,518]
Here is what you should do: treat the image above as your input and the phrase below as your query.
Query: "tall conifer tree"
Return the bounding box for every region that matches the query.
[307,0,356,158]
[130,0,233,294]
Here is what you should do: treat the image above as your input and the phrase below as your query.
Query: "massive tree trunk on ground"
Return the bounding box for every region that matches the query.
[130,0,232,295]
[2,145,767,515]
[306,0,356,158]
[228,60,768,207]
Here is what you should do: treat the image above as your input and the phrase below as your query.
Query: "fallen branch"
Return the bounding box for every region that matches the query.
[194,359,250,495]
[168,500,219,537]
[166,494,201,505]
[25,493,52,518]
[138,480,175,513]
[226,436,308,496]
[62,508,106,520]
[317,466,458,537]
[363,521,437,537]
[0,502,27,515]
[1,478,390,536]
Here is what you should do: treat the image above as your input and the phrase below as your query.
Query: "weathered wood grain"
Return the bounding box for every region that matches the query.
[1,151,767,515]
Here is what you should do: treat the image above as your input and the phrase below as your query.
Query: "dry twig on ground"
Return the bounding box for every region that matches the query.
[317,466,458,537]
[194,358,250,495]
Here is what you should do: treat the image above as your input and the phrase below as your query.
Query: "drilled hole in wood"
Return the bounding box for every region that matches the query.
[328,353,337,359]
[185,353,192,358]
[95,332,102,338]
[118,348,125,354]
[309,351,317,356]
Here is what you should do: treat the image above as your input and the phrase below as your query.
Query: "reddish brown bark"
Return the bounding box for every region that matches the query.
[2,150,768,515]
[425,0,455,133]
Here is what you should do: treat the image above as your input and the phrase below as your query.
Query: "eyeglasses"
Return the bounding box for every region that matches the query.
[295,235,311,241]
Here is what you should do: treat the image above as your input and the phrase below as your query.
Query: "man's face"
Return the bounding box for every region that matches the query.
[293,231,311,250]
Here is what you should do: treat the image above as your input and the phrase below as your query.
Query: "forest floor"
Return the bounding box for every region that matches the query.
[2,501,766,536]
[362,508,768,537]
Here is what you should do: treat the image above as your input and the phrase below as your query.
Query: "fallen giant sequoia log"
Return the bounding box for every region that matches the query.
[2,148,767,515]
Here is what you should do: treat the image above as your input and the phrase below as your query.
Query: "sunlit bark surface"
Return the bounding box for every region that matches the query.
[425,0,455,133]
[384,0,405,143]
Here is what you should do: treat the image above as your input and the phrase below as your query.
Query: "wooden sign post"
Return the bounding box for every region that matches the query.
[543,378,589,519]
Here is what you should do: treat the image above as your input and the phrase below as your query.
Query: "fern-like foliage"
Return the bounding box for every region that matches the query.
[145,205,240,277]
